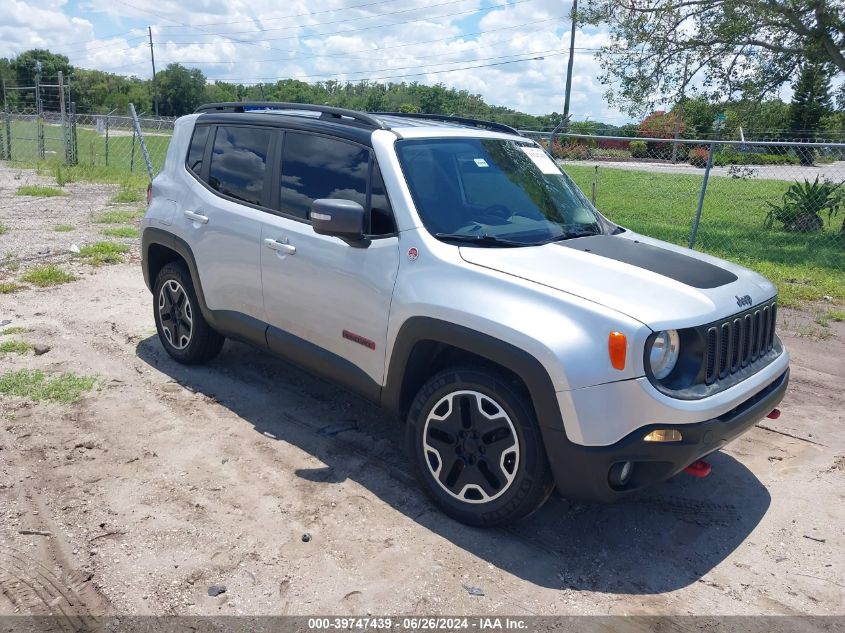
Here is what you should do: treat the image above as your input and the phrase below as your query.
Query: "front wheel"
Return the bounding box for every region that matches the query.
[406,367,553,526]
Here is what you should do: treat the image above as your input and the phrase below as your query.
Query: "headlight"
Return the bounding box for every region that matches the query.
[649,330,680,379]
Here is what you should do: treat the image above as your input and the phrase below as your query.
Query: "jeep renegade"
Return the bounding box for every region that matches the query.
[141,103,789,526]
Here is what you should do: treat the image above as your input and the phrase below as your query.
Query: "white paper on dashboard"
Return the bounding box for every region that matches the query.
[520,147,561,175]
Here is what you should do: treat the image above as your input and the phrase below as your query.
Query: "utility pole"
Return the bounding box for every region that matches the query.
[149,26,159,117]
[561,0,578,131]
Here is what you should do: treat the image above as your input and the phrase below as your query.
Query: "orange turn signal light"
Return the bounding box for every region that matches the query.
[608,331,627,370]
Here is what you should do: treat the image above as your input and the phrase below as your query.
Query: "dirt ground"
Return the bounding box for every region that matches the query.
[0,164,843,621]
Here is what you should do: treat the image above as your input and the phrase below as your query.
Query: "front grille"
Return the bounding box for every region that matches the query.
[704,300,777,385]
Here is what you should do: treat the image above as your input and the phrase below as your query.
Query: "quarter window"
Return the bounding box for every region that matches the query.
[186,125,210,176]
[279,133,369,220]
[208,126,270,206]
[370,162,395,235]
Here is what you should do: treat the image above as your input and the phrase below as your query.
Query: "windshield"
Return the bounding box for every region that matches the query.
[396,138,607,246]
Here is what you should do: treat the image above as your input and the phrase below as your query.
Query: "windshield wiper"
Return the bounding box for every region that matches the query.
[541,228,601,243]
[434,233,533,247]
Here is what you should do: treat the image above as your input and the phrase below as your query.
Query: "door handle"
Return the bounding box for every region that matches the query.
[183,210,209,224]
[263,238,296,255]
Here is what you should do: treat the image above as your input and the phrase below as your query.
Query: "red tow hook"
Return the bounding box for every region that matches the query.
[684,460,712,478]
[767,408,781,419]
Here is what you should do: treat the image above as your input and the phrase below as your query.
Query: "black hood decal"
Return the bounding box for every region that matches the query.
[559,235,738,289]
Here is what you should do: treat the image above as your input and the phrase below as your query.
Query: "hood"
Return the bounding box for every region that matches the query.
[459,232,777,330]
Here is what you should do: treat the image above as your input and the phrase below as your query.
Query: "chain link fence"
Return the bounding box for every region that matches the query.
[0,106,173,180]
[519,131,845,305]
[1,110,843,309]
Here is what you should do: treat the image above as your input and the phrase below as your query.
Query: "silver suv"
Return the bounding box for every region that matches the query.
[141,102,789,526]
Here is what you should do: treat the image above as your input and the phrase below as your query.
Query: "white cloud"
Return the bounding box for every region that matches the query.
[0,0,630,122]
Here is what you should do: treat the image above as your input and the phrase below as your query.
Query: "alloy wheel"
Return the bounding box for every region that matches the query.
[158,279,193,350]
[422,390,520,504]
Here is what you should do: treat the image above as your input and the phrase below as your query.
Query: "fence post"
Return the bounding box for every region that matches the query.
[128,103,154,181]
[69,102,78,166]
[105,110,113,167]
[688,142,716,249]
[3,107,11,161]
[58,71,71,165]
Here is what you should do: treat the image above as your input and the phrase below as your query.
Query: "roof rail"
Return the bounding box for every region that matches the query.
[373,112,521,136]
[194,102,389,129]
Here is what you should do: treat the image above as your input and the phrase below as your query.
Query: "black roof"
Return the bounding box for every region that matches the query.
[194,102,521,138]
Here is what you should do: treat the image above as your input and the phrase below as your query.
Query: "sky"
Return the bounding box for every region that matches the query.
[1,0,632,122]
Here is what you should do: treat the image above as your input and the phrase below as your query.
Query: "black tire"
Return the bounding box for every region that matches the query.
[153,261,224,365]
[406,367,554,527]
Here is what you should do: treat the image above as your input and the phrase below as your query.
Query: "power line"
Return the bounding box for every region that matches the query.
[156,0,413,29]
[154,0,537,46]
[159,0,513,37]
[210,49,563,81]
[160,15,567,64]
[226,53,561,85]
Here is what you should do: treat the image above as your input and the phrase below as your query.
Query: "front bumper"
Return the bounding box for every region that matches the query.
[540,368,789,502]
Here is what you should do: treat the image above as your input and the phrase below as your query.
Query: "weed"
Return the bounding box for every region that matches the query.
[0,369,97,403]
[110,185,143,204]
[0,224,8,235]
[76,241,129,265]
[15,185,67,197]
[0,282,21,294]
[94,209,144,224]
[101,226,139,238]
[0,340,33,354]
[815,309,845,327]
[22,265,76,287]
[53,224,75,232]
[0,327,31,335]
[793,324,835,340]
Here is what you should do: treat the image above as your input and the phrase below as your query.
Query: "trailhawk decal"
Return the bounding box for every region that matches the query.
[559,235,739,289]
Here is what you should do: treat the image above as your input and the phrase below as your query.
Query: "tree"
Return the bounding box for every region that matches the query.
[13,49,73,87]
[580,0,845,116]
[789,62,833,163]
[156,64,207,117]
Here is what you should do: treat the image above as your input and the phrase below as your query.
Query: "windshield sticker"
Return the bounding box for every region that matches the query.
[473,158,489,167]
[521,146,561,175]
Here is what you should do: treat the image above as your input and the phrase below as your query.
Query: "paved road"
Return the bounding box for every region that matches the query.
[560,159,845,182]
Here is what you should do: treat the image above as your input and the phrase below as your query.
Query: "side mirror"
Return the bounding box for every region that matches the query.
[311,199,368,245]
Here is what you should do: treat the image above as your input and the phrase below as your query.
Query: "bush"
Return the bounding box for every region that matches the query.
[765,177,843,233]
[629,140,647,158]
[688,147,710,168]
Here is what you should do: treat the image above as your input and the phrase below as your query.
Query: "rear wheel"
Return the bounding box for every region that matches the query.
[153,261,224,364]
[406,367,553,526]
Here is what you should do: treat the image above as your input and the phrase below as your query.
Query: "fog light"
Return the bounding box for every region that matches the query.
[643,429,683,443]
[608,461,633,487]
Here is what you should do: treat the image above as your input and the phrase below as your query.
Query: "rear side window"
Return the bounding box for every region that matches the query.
[279,133,369,220]
[186,125,210,175]
[208,126,271,206]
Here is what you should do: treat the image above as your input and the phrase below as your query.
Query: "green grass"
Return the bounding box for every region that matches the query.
[0,326,31,335]
[76,241,129,265]
[94,209,145,224]
[815,309,845,327]
[0,369,97,403]
[22,265,76,287]
[566,165,845,307]
[110,184,144,204]
[101,226,140,238]
[15,185,67,197]
[53,224,75,232]
[0,340,32,354]
[0,282,21,294]
[0,224,8,235]
[4,119,170,189]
